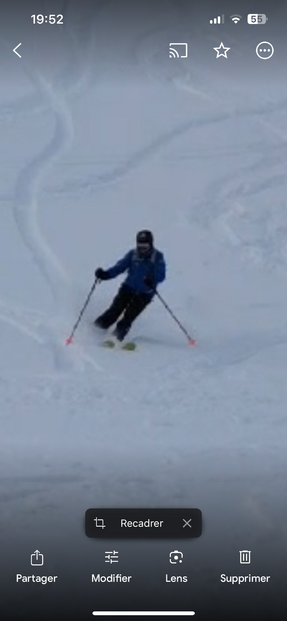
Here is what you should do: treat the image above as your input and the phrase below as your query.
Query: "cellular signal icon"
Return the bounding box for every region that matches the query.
[210,15,224,24]
[230,15,242,23]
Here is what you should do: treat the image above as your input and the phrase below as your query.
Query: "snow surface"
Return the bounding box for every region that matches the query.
[1,1,287,612]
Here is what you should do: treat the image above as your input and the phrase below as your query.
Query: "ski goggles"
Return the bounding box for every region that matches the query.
[137,242,151,250]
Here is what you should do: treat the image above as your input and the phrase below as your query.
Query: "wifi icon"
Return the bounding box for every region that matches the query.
[230,14,242,23]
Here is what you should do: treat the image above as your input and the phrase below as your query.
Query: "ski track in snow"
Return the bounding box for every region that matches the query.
[13,75,73,304]
[191,136,287,266]
[50,94,287,200]
[0,7,105,374]
[10,75,94,372]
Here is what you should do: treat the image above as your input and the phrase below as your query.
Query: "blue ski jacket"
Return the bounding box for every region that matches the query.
[104,248,166,296]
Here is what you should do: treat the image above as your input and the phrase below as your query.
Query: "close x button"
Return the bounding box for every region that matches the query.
[85,508,202,538]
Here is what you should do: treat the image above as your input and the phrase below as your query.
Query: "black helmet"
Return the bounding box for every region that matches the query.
[136,230,154,246]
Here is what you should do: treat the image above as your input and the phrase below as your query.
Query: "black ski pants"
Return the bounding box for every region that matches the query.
[95,284,152,340]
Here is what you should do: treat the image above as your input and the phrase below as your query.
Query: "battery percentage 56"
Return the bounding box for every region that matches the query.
[247,14,268,24]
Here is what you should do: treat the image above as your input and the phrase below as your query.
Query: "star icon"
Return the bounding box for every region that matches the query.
[213,42,230,58]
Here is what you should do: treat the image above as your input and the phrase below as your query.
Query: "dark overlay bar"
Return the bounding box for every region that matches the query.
[85,508,202,538]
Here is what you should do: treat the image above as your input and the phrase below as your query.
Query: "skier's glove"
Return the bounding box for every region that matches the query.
[95,268,107,280]
[144,276,154,288]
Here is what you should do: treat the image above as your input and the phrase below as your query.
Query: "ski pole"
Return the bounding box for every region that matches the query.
[154,289,196,346]
[66,279,98,345]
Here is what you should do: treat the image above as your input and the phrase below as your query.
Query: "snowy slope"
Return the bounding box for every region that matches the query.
[1,2,287,615]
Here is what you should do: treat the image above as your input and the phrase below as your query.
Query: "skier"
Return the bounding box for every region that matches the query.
[94,230,166,342]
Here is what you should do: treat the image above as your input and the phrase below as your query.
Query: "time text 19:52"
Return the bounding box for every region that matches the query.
[31,15,64,25]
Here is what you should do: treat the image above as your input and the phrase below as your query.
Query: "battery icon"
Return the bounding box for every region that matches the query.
[247,14,268,24]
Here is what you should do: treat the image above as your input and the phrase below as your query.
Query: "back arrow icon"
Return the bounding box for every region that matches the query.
[13,43,22,58]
